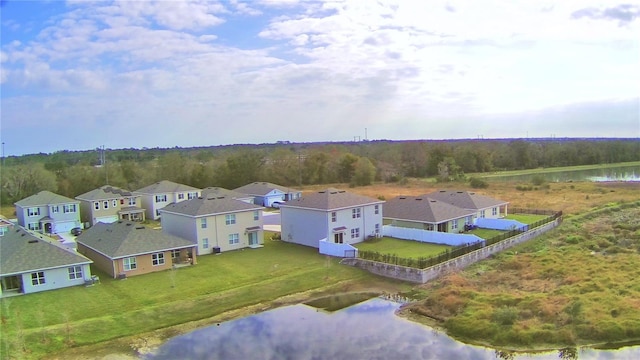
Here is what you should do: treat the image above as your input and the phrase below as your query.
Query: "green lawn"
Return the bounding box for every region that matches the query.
[468,228,503,239]
[1,233,398,360]
[505,213,549,224]
[355,237,451,259]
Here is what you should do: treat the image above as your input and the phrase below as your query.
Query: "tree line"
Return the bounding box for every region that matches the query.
[1,138,638,206]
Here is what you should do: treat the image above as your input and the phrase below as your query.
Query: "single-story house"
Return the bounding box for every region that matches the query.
[76,221,198,279]
[424,190,509,219]
[280,188,384,248]
[1,227,93,297]
[14,191,81,234]
[160,195,265,255]
[134,180,201,220]
[201,187,254,204]
[233,182,301,207]
[75,185,146,227]
[383,195,477,233]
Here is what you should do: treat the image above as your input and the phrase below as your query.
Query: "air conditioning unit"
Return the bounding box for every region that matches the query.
[213,246,221,254]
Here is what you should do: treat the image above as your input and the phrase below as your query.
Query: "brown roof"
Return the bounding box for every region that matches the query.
[383,195,475,223]
[75,185,134,201]
[424,190,508,210]
[280,188,383,211]
[233,182,299,196]
[134,180,200,195]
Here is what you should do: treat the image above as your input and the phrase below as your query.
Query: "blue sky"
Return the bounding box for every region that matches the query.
[1,0,639,156]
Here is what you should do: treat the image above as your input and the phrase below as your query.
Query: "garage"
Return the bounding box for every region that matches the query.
[53,221,79,234]
[95,216,118,224]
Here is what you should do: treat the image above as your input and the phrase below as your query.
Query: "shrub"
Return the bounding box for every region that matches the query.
[531,174,546,186]
[492,306,519,326]
[469,177,489,189]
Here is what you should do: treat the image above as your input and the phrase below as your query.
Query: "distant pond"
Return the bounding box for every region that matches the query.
[144,297,640,360]
[482,165,640,183]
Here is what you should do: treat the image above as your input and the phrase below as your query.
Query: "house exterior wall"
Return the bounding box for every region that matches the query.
[16,202,81,233]
[476,206,503,220]
[281,208,328,248]
[161,213,199,250]
[195,211,263,254]
[77,243,118,278]
[79,195,142,226]
[19,264,92,295]
[16,205,45,230]
[114,252,172,278]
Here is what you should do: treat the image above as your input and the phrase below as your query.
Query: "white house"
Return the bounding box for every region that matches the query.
[14,191,81,234]
[134,180,201,220]
[233,182,301,207]
[160,195,265,255]
[280,188,384,249]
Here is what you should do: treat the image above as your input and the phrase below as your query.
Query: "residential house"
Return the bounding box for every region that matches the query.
[134,180,201,220]
[280,188,384,248]
[75,185,145,227]
[233,182,301,207]
[14,191,81,234]
[76,221,197,279]
[425,190,509,220]
[1,227,93,297]
[383,195,476,233]
[201,187,254,204]
[0,216,15,236]
[160,195,264,255]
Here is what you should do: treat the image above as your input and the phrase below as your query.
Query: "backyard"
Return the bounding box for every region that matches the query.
[355,237,451,259]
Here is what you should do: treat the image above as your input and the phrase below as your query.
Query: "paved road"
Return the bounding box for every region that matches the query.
[263,212,281,232]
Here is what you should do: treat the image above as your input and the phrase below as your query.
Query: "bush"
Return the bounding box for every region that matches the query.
[531,174,546,186]
[469,177,489,188]
[492,306,519,326]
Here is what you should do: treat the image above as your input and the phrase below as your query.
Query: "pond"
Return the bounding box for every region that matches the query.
[481,165,640,183]
[144,297,640,360]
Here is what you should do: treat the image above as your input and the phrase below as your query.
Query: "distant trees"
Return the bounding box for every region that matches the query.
[1,164,57,205]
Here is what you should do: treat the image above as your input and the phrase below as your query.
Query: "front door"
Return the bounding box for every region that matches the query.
[334,232,344,244]
[248,232,258,246]
[1,275,22,293]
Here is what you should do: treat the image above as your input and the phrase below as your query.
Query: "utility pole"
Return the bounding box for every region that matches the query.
[1,142,5,167]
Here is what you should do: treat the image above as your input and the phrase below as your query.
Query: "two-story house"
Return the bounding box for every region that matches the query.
[14,191,81,234]
[279,188,384,248]
[134,180,201,220]
[75,185,145,227]
[160,195,264,255]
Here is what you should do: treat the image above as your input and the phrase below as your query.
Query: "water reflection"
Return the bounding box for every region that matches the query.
[146,298,640,360]
[483,165,640,183]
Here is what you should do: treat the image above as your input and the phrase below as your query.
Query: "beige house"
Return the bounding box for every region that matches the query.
[134,180,201,220]
[75,185,145,227]
[160,195,264,255]
[424,190,509,219]
[76,221,197,279]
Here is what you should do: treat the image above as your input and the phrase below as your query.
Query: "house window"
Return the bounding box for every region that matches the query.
[171,249,181,260]
[123,257,137,271]
[152,253,165,266]
[156,209,162,217]
[331,212,337,222]
[229,233,239,245]
[202,238,209,249]
[253,210,259,221]
[0,227,7,236]
[103,201,109,209]
[375,223,380,234]
[31,272,45,286]
[178,193,185,200]
[155,195,167,203]
[374,205,379,215]
[28,208,40,217]
[112,200,118,207]
[225,214,236,225]
[425,224,434,231]
[68,266,83,280]
[492,207,498,216]
[334,232,344,243]
[28,223,41,231]
[63,204,76,213]
[188,192,198,200]
[352,208,361,219]
[94,202,100,210]
[452,220,458,230]
[465,216,473,225]
[201,218,207,229]
[129,197,136,206]
[51,206,59,214]
[480,210,486,218]
[351,228,360,239]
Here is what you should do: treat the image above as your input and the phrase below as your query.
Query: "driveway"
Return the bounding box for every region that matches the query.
[263,212,281,232]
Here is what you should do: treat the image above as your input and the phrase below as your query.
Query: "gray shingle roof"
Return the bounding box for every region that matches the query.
[281,188,384,211]
[160,196,263,217]
[134,180,200,194]
[201,187,252,200]
[1,227,92,276]
[76,221,195,259]
[424,190,508,210]
[233,182,299,196]
[75,185,134,201]
[15,191,79,207]
[383,195,476,223]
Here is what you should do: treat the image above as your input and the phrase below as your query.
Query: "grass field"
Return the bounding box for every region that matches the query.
[354,237,451,258]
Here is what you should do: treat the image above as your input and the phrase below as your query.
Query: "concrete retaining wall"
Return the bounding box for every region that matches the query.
[341,218,560,284]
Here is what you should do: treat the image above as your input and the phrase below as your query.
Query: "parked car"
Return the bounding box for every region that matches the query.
[71,227,83,236]
[272,202,283,209]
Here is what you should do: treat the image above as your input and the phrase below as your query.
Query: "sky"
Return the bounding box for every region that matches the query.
[1,0,639,156]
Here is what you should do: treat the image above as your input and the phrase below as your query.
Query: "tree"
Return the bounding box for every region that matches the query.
[215,150,264,189]
[302,151,330,185]
[1,164,57,205]
[437,157,463,182]
[351,157,376,186]
[337,153,358,183]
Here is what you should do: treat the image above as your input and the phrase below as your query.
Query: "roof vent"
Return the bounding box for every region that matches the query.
[126,223,132,226]
[439,190,446,193]
[319,191,326,194]
[135,226,145,230]
[470,192,475,195]
[457,191,463,193]
[430,200,437,203]
[415,198,422,201]
[399,197,406,199]
[28,239,38,244]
